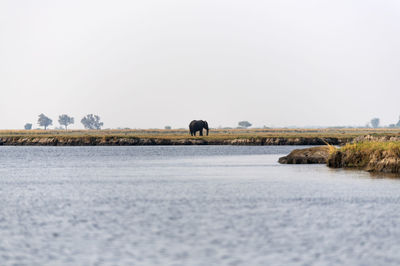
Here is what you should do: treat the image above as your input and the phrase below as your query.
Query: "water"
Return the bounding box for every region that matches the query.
[1,146,400,265]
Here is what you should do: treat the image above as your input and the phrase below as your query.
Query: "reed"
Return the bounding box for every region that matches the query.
[328,141,400,173]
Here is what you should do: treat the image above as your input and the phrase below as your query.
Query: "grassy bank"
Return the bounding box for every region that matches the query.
[0,128,399,139]
[0,128,399,146]
[328,142,400,173]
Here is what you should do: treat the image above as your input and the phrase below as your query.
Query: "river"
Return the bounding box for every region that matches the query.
[0,146,400,265]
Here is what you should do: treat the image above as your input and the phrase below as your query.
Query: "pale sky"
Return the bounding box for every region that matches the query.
[1,0,399,129]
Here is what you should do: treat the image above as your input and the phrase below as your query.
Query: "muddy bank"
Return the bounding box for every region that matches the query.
[278,140,400,174]
[278,146,331,164]
[327,136,400,174]
[327,147,400,174]
[0,136,349,146]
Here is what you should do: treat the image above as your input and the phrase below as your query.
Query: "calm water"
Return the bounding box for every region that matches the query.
[1,146,400,266]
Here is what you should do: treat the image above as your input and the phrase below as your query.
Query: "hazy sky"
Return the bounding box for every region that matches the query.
[1,0,400,129]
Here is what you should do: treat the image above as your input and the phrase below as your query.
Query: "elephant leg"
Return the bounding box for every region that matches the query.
[200,130,203,136]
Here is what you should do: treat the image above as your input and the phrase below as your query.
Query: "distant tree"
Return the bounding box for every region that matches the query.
[389,124,396,128]
[396,116,400,127]
[164,126,172,130]
[370,118,380,128]
[238,121,252,128]
[58,114,74,130]
[37,113,52,130]
[24,123,32,130]
[81,114,103,130]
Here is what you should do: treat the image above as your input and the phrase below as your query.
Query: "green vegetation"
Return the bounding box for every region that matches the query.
[58,114,74,130]
[238,121,252,128]
[328,141,400,173]
[81,114,103,130]
[24,123,32,130]
[370,118,380,128]
[37,113,52,130]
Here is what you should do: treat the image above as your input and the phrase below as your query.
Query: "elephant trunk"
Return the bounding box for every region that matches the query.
[204,121,209,136]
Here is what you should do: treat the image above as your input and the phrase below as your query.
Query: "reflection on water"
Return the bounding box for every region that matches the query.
[0,146,400,265]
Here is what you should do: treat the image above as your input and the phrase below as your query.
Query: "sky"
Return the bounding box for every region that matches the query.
[0,0,400,129]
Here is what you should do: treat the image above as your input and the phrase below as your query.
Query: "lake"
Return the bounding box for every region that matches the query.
[1,146,400,265]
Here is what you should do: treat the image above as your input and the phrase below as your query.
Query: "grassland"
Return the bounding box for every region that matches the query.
[0,128,399,139]
[0,128,399,146]
[341,141,400,154]
[328,141,400,173]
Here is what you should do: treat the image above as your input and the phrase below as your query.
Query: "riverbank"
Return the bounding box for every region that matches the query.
[278,146,332,164]
[328,142,400,174]
[0,135,347,146]
[278,137,400,174]
[0,128,399,146]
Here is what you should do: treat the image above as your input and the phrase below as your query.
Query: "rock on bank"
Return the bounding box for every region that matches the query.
[278,146,331,164]
[327,147,400,174]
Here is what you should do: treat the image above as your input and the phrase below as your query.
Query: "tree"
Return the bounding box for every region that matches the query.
[164,126,172,130]
[38,113,52,130]
[396,116,400,127]
[370,118,380,128]
[81,114,103,130]
[238,121,252,128]
[58,114,74,130]
[24,123,32,130]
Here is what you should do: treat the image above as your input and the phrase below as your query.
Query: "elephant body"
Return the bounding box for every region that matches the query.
[189,120,209,136]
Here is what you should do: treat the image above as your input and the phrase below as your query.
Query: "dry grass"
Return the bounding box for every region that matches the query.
[0,128,399,140]
[319,138,338,154]
[341,141,400,155]
[328,141,400,170]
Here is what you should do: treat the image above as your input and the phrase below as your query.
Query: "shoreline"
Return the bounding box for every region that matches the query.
[278,136,400,174]
[327,141,400,174]
[0,129,398,147]
[2,131,400,174]
[0,136,348,146]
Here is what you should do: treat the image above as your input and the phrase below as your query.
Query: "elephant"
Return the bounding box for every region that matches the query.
[189,120,209,136]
